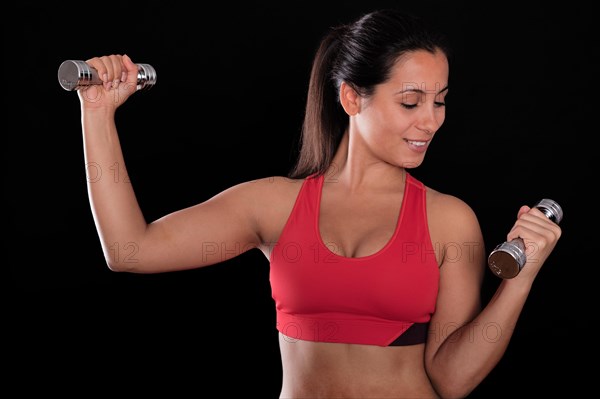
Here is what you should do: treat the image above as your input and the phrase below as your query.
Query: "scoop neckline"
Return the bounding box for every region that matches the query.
[314,172,410,262]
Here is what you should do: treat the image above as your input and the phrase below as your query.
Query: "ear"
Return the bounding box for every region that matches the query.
[339,81,361,116]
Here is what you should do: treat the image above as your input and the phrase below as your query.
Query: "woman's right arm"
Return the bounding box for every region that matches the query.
[80,54,262,273]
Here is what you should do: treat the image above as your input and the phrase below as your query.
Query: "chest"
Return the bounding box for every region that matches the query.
[318,189,404,259]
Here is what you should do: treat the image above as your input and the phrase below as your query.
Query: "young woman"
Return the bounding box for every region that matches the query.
[77,9,561,398]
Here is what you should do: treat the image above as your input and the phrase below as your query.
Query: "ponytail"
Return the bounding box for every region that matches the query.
[288,26,348,179]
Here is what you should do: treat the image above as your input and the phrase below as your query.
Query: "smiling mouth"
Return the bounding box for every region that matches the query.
[405,139,429,147]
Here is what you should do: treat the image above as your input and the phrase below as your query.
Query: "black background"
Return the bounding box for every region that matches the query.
[7,1,595,397]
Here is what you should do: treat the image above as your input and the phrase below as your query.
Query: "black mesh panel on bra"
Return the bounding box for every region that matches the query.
[388,322,429,346]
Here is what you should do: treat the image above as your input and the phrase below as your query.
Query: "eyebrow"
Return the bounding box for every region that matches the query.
[395,85,449,95]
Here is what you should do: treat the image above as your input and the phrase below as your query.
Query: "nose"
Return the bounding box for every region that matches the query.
[416,104,442,135]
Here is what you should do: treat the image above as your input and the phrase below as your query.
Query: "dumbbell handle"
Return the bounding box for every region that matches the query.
[58,60,156,91]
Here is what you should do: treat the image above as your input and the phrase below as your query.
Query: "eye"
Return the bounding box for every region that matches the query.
[435,92,447,107]
[400,92,419,109]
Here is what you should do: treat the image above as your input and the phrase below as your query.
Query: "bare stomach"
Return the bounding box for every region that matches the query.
[278,333,439,399]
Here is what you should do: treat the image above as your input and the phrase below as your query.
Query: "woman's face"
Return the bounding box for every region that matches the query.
[352,49,449,169]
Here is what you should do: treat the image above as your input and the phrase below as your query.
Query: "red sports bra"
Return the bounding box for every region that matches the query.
[269,172,439,346]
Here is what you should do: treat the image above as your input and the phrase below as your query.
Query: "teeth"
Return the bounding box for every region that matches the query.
[407,140,427,146]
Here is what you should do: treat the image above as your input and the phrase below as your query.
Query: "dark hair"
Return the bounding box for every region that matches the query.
[288,9,451,179]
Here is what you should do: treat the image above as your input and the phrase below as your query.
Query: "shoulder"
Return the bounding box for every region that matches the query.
[238,175,305,198]
[426,186,478,223]
[235,176,305,245]
[408,173,478,224]
[233,175,305,211]
[421,182,486,276]
[423,184,482,242]
[206,175,304,218]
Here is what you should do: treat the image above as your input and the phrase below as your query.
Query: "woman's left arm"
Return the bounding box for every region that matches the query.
[424,197,561,399]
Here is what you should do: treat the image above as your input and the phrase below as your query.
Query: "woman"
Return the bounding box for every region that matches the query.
[78,9,561,398]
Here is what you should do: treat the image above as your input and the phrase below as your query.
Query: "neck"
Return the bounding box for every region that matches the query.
[327,130,405,193]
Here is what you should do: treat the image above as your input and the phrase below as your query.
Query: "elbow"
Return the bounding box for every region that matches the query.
[428,366,477,399]
[106,260,126,272]
[105,258,139,273]
[103,244,144,272]
[106,261,123,272]
[432,383,475,399]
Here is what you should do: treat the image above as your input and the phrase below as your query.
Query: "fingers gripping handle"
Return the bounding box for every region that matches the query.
[488,199,563,279]
[58,60,157,91]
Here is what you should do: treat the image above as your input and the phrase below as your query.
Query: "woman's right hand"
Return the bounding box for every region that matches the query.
[78,54,139,112]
